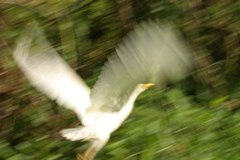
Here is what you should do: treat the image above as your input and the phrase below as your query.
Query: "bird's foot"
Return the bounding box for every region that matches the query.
[77,152,92,160]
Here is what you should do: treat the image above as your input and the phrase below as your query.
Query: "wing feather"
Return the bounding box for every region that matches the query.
[13,23,91,119]
[90,20,194,112]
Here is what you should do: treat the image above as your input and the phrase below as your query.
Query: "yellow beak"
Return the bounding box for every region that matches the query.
[142,83,155,89]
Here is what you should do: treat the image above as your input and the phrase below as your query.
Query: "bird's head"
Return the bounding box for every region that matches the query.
[132,83,155,98]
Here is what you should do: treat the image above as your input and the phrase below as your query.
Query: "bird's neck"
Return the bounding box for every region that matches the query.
[118,85,143,122]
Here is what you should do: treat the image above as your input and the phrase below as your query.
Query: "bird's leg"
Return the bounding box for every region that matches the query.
[77,135,110,160]
[76,146,97,160]
[77,153,84,160]
[77,152,91,160]
[77,141,99,160]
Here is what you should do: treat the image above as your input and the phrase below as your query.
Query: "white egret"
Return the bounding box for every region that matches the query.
[13,20,193,159]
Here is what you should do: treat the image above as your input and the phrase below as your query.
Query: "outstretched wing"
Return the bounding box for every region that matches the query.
[13,22,91,119]
[90,20,194,112]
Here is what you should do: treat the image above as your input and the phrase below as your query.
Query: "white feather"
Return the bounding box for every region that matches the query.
[14,23,91,119]
[60,127,96,141]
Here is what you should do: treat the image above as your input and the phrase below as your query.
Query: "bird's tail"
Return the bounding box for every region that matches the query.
[60,126,97,141]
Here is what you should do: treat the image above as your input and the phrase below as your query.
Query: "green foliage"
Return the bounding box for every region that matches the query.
[1,0,240,159]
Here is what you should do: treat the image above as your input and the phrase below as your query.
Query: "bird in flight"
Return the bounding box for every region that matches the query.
[13,20,193,159]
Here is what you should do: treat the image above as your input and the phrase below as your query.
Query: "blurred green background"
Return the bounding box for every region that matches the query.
[1,0,240,159]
